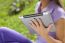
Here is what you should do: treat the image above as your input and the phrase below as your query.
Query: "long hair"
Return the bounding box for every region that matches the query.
[54,0,62,7]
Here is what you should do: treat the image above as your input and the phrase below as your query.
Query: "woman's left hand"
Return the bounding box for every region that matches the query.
[29,18,52,37]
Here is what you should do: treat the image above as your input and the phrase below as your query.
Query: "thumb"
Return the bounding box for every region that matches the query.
[47,24,53,33]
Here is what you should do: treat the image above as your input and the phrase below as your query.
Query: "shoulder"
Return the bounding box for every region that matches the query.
[54,6,64,15]
[57,7,65,18]
[56,6,64,13]
[52,6,65,22]
[57,7,65,19]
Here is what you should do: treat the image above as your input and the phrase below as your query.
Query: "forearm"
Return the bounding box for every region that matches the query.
[45,36,55,43]
[40,34,56,43]
[63,30,65,43]
[63,19,65,43]
[63,38,65,43]
[55,18,65,41]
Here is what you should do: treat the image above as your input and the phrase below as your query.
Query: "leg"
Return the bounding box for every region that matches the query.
[0,27,32,43]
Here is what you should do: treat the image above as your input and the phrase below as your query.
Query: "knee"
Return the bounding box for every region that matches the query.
[0,27,10,32]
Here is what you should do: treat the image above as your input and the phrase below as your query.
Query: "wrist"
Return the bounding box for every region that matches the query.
[40,32,49,39]
[41,34,55,43]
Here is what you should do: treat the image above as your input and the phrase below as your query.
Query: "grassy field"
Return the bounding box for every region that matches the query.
[0,0,38,40]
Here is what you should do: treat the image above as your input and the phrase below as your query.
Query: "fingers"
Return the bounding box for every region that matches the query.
[32,18,40,27]
[30,18,42,27]
[29,18,46,28]
[29,18,53,33]
[29,21,36,29]
[29,18,40,32]
[37,18,47,28]
[37,18,43,26]
[29,18,39,30]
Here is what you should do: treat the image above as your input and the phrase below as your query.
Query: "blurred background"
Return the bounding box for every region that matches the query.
[0,0,38,40]
[0,0,65,41]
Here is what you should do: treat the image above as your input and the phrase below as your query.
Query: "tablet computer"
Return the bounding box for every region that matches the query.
[19,12,56,34]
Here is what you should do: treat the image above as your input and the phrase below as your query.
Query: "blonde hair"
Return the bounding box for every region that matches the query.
[59,0,65,10]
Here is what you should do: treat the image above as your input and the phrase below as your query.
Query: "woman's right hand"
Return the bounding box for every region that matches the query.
[29,18,52,37]
[29,18,63,43]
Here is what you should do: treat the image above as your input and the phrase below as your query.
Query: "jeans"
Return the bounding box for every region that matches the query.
[0,27,32,43]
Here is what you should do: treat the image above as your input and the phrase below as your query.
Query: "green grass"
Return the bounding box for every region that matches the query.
[0,0,38,40]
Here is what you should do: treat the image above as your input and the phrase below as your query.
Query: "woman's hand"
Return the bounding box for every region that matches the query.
[29,18,63,43]
[29,18,52,37]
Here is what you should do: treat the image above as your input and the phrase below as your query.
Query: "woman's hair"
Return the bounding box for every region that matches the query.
[54,0,62,7]
[39,0,62,7]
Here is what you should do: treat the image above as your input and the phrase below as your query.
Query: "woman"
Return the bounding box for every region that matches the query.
[29,0,65,43]
[0,0,65,43]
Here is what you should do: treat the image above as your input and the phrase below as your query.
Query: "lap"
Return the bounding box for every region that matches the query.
[0,27,56,43]
[0,27,32,43]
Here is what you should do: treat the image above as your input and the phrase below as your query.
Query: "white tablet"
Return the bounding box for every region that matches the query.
[19,12,56,34]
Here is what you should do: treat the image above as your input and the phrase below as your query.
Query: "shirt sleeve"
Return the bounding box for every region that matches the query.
[52,6,65,22]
